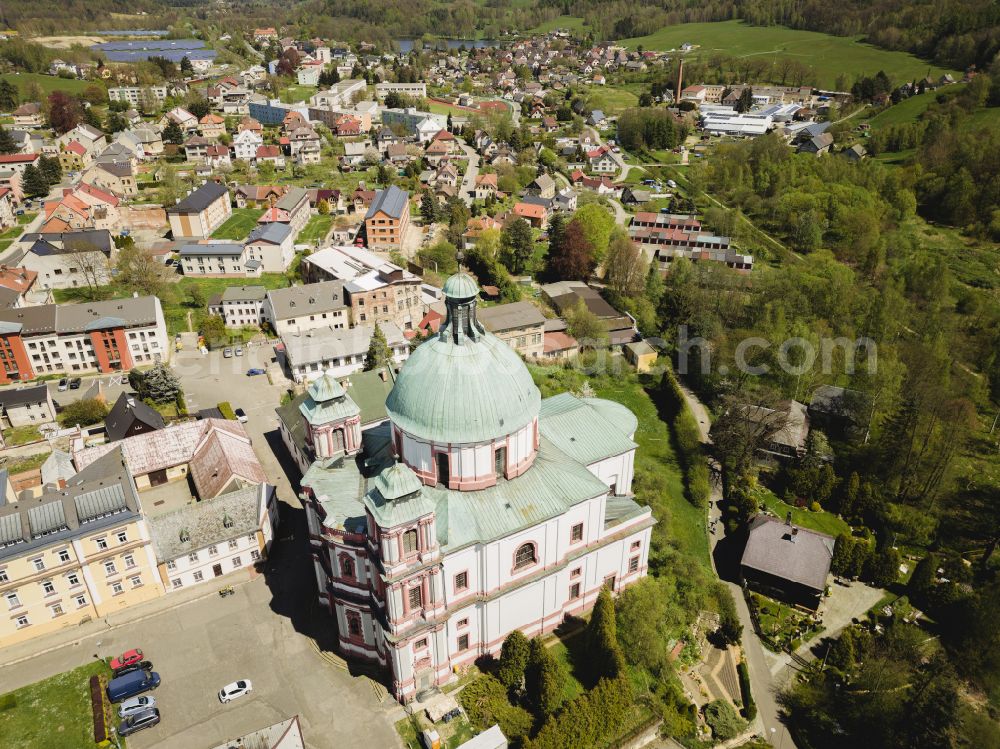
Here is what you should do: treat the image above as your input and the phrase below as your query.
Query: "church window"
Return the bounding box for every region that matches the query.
[457,634,470,651]
[408,585,423,610]
[570,523,583,543]
[403,528,419,555]
[454,571,468,592]
[513,542,536,571]
[346,610,362,637]
[341,555,355,579]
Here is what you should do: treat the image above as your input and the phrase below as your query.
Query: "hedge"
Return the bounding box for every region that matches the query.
[657,368,710,507]
[217,401,236,420]
[90,674,107,743]
[737,660,756,721]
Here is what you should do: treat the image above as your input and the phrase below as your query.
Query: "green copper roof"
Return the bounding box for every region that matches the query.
[299,381,360,426]
[539,393,637,465]
[308,373,346,402]
[443,272,479,299]
[373,462,423,500]
[386,329,540,444]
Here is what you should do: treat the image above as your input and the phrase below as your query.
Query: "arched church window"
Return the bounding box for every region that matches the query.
[514,542,537,570]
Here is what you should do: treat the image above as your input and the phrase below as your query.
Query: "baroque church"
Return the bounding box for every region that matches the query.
[277,271,653,702]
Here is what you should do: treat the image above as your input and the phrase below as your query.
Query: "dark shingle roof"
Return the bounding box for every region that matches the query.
[167,181,229,215]
[0,384,50,409]
[364,185,408,220]
[104,393,166,442]
[741,515,834,592]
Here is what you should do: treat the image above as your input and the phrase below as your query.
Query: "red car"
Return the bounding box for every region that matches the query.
[110,649,143,671]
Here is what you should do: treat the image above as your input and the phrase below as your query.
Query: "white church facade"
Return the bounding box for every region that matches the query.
[278,271,654,702]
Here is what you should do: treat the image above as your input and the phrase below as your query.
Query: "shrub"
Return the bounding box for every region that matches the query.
[810,501,822,512]
[497,630,530,690]
[459,675,533,743]
[90,675,107,743]
[58,398,109,427]
[524,675,633,749]
[217,401,236,420]
[737,661,756,721]
[704,699,745,741]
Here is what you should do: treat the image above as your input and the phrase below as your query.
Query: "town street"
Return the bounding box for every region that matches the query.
[458,140,480,206]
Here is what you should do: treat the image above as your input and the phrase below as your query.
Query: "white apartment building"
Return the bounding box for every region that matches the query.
[262,280,349,337]
[207,286,268,328]
[375,82,428,100]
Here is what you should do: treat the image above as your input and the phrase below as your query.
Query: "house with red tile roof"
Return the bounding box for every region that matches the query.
[513,201,547,228]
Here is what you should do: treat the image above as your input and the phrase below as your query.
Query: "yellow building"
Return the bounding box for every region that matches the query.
[624,340,658,373]
[0,449,164,648]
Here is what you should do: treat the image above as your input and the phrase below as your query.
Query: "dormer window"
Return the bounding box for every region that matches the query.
[179,529,190,543]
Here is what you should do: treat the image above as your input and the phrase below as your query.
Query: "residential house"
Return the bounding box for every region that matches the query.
[199,114,227,139]
[262,280,349,336]
[0,294,168,381]
[206,285,268,328]
[255,145,286,168]
[799,132,834,156]
[0,266,37,308]
[364,185,410,250]
[461,215,503,250]
[527,174,555,199]
[58,141,91,172]
[12,103,43,129]
[624,340,657,373]
[104,393,166,442]
[9,229,114,291]
[232,129,264,162]
[287,127,322,165]
[81,161,137,198]
[586,146,616,174]
[282,323,408,382]
[541,280,637,348]
[0,153,40,176]
[0,449,165,648]
[178,242,260,277]
[167,181,232,239]
[160,107,199,134]
[512,201,547,228]
[0,383,56,427]
[257,187,310,238]
[474,174,498,201]
[244,222,295,272]
[741,515,834,610]
[477,301,545,357]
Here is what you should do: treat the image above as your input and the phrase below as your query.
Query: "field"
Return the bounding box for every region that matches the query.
[527,15,588,35]
[867,89,955,130]
[427,99,472,117]
[297,214,334,244]
[0,660,113,749]
[210,208,264,240]
[280,85,318,104]
[619,21,959,90]
[585,86,640,115]
[0,73,95,98]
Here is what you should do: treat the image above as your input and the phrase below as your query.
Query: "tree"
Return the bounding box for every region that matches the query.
[116,244,170,297]
[364,323,393,371]
[105,110,127,134]
[201,314,227,349]
[524,637,566,720]
[564,299,607,348]
[420,190,438,223]
[568,204,614,262]
[0,126,15,155]
[46,91,82,134]
[497,630,530,690]
[459,675,533,743]
[37,156,61,187]
[0,79,18,111]
[180,56,193,76]
[864,546,900,587]
[544,219,594,281]
[735,87,754,113]
[22,164,48,199]
[58,398,109,427]
[586,588,624,681]
[704,699,745,740]
[130,363,181,403]
[500,217,533,275]
[187,284,206,309]
[163,120,184,145]
[276,48,301,77]
[603,229,647,297]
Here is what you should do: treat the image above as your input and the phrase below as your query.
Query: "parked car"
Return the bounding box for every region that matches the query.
[113,660,153,678]
[57,377,69,392]
[218,679,253,703]
[69,377,82,390]
[110,649,144,671]
[118,695,156,718]
[223,348,233,358]
[246,368,266,376]
[106,670,160,703]
[234,408,248,424]
[118,707,161,736]
[234,346,244,357]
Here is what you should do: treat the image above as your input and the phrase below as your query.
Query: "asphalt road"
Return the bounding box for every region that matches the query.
[458,141,480,207]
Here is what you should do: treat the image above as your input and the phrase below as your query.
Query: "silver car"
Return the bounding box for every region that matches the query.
[118,707,160,736]
[118,695,156,718]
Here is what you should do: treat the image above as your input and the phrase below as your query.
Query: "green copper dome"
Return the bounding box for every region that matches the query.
[386,277,540,445]
[373,462,424,500]
[308,373,346,402]
[442,272,479,300]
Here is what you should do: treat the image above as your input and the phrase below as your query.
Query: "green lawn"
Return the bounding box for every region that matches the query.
[210,208,264,240]
[427,100,471,117]
[0,73,94,98]
[298,213,334,244]
[867,88,956,130]
[280,84,318,104]
[755,487,850,538]
[0,660,113,749]
[527,15,587,35]
[5,451,50,474]
[620,21,959,90]
[585,86,639,116]
[2,424,42,446]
